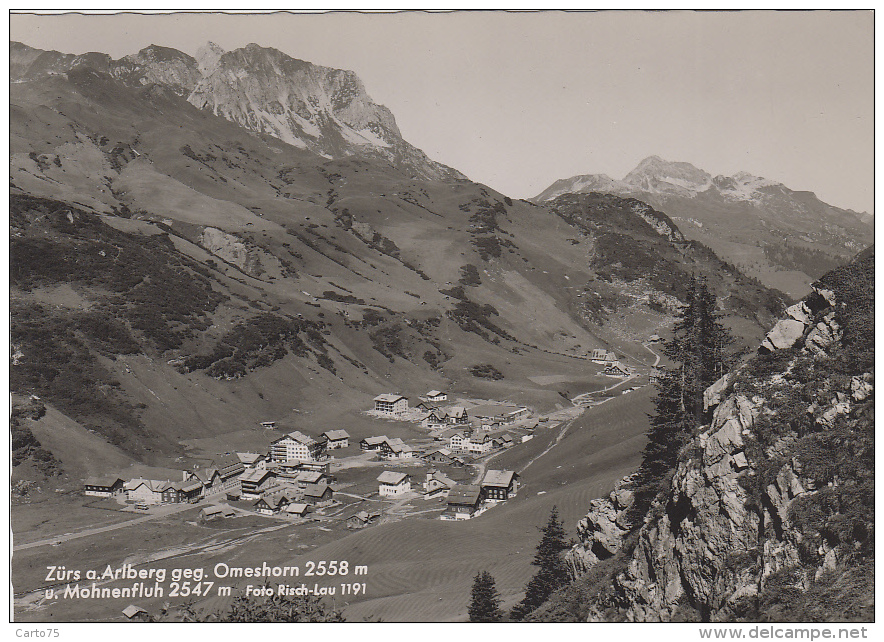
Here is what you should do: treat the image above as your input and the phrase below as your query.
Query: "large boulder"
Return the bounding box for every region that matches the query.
[760,319,806,352]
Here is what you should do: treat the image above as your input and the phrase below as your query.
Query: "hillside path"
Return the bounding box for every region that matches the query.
[13,500,209,551]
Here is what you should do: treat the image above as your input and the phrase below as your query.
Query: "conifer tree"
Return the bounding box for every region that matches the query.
[468,570,502,622]
[510,506,571,620]
[634,276,733,503]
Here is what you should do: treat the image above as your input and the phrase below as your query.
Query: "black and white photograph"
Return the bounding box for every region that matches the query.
[7,8,875,630]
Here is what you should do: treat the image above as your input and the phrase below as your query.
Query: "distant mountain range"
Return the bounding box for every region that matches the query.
[535,156,874,298]
[10,41,463,180]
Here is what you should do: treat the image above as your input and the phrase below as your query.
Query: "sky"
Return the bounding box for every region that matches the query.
[9,10,875,212]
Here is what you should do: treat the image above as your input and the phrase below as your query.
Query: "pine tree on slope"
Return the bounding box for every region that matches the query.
[468,570,502,622]
[510,506,571,620]
[634,276,733,506]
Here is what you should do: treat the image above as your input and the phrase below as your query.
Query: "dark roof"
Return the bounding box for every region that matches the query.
[447,484,482,505]
[302,482,331,498]
[482,469,516,487]
[84,476,122,487]
[212,453,242,469]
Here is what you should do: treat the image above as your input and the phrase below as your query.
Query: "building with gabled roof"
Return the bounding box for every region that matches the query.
[377,471,411,496]
[254,489,299,515]
[426,390,447,402]
[186,467,223,497]
[448,430,470,453]
[239,468,276,499]
[481,469,520,502]
[423,468,457,499]
[283,503,310,517]
[84,476,124,497]
[301,482,334,506]
[603,361,631,376]
[270,430,326,462]
[373,394,408,416]
[122,604,149,620]
[360,435,388,451]
[444,406,469,425]
[380,437,414,460]
[347,509,381,528]
[321,429,350,449]
[443,484,485,519]
[125,478,175,505]
[236,452,267,469]
[467,431,494,455]
[420,409,448,429]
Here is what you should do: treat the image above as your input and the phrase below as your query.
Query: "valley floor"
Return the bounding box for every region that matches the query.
[12,383,652,623]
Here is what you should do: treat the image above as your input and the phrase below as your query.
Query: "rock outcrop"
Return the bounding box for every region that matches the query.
[567,475,636,575]
[567,254,874,622]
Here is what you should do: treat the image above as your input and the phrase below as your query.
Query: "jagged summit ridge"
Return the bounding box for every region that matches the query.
[536,155,780,203]
[9,40,462,180]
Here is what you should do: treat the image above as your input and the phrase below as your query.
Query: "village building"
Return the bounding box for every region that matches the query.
[421,447,462,466]
[200,505,226,521]
[420,409,448,430]
[210,454,246,494]
[125,479,175,505]
[467,431,494,455]
[283,503,310,518]
[122,605,150,621]
[426,390,448,403]
[289,470,329,490]
[236,452,267,469]
[443,484,485,520]
[444,406,469,425]
[174,479,204,503]
[83,476,124,498]
[321,429,350,449]
[380,437,415,460]
[447,430,471,453]
[254,489,299,515]
[481,470,520,502]
[360,435,388,451]
[377,471,412,497]
[239,468,276,499]
[603,361,631,376]
[494,434,515,449]
[469,404,530,426]
[259,421,277,429]
[467,430,494,455]
[270,430,326,462]
[347,510,381,529]
[415,400,439,413]
[187,468,224,497]
[373,394,409,416]
[301,482,334,507]
[423,468,457,499]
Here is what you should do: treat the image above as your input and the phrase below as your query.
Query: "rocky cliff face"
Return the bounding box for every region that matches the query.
[567,248,874,622]
[10,41,462,180]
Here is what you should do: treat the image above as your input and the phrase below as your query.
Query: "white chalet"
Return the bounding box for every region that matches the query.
[270,430,326,462]
[426,390,448,403]
[377,471,412,497]
[321,430,350,450]
[374,394,409,416]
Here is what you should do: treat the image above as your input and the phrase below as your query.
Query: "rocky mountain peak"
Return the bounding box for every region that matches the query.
[623,155,713,195]
[187,43,456,178]
[195,41,225,75]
